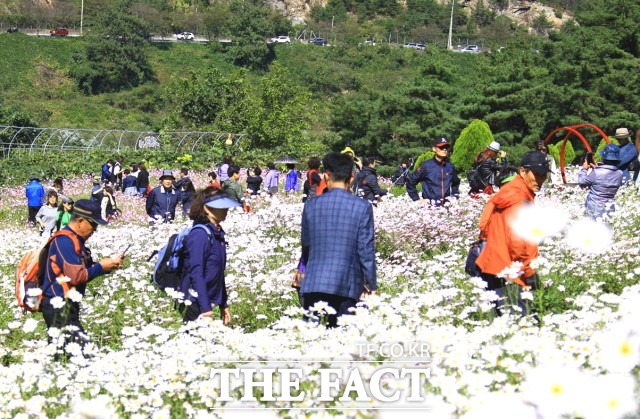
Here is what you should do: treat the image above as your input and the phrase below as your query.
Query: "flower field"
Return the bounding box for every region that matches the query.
[1,169,640,418]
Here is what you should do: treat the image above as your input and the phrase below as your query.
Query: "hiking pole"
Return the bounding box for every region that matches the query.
[391,158,414,187]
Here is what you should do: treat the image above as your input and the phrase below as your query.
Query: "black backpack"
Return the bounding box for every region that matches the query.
[467,168,486,191]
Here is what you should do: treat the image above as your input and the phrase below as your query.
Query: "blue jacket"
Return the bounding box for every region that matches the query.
[617,142,638,181]
[181,222,228,312]
[146,185,180,222]
[406,158,460,205]
[578,164,623,218]
[25,180,45,206]
[42,227,104,298]
[357,166,388,203]
[300,188,377,300]
[122,175,137,190]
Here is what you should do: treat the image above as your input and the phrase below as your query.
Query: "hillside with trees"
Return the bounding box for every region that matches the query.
[0,0,639,172]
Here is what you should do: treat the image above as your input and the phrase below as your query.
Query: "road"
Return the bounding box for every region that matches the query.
[11,29,212,44]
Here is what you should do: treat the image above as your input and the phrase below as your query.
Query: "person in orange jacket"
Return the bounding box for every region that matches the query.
[475,150,552,316]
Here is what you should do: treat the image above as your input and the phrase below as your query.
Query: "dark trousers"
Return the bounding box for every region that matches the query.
[302,292,357,328]
[41,297,89,356]
[178,301,202,322]
[28,205,41,224]
[479,272,535,317]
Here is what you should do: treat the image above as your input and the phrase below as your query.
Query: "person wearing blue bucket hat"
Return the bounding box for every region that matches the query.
[178,187,241,323]
[578,144,623,220]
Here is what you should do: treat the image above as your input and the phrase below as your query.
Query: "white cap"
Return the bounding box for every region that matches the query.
[488,141,500,152]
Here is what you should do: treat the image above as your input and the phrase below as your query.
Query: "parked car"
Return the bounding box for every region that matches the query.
[7,27,19,33]
[404,43,425,51]
[176,32,194,41]
[363,39,376,45]
[270,35,291,43]
[459,45,480,53]
[50,28,69,37]
[310,38,326,46]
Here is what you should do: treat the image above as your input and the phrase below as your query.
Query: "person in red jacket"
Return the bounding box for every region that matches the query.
[475,151,552,316]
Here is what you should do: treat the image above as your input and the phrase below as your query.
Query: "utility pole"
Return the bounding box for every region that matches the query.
[80,0,84,35]
[447,0,454,50]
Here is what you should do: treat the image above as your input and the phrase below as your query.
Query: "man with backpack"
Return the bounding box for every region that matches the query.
[40,200,124,354]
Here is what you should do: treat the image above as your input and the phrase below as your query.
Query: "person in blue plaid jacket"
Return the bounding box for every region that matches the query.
[300,152,378,327]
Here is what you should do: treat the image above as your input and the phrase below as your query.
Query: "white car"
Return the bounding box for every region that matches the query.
[176,32,194,41]
[459,45,480,53]
[270,35,291,43]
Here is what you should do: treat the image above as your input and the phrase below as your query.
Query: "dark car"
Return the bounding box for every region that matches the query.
[50,28,69,37]
[7,27,19,33]
[310,38,326,46]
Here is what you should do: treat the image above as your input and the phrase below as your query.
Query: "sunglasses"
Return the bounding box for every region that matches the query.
[436,145,451,150]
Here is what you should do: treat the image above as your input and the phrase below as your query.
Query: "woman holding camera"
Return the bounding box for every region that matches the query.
[578,144,623,220]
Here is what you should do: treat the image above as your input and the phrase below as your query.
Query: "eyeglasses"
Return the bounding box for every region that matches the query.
[84,218,98,231]
[436,146,450,151]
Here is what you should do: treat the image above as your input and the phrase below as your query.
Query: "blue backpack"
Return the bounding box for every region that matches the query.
[150,224,212,294]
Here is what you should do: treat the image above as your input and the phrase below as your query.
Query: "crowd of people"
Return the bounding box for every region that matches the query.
[22,126,640,356]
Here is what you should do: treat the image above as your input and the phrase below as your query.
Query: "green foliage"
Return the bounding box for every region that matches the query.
[71,0,153,94]
[451,119,495,172]
[414,151,434,170]
[163,67,251,129]
[548,140,576,166]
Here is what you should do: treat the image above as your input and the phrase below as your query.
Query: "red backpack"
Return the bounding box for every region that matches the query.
[15,230,80,312]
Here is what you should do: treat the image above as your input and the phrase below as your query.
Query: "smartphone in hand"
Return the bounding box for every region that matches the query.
[586,152,595,165]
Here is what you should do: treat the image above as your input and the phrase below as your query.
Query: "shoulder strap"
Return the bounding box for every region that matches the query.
[49,229,82,254]
[191,224,213,237]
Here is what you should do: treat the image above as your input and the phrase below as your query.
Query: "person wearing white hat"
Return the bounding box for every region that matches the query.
[469,141,502,195]
[178,187,241,323]
[613,127,638,182]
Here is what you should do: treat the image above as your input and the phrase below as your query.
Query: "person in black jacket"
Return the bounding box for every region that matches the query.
[469,141,502,195]
[137,162,150,197]
[246,167,263,195]
[357,157,388,204]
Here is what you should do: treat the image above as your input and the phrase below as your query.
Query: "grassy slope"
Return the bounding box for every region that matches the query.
[0,32,486,136]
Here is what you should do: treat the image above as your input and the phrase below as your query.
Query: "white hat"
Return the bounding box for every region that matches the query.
[487,141,500,152]
[614,127,632,139]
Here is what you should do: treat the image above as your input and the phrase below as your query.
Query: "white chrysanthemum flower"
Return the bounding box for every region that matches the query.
[510,203,569,244]
[26,288,42,297]
[50,296,65,309]
[7,321,20,330]
[71,395,117,419]
[56,275,71,284]
[580,374,636,419]
[496,261,523,281]
[521,365,585,418]
[596,328,640,373]
[565,218,613,254]
[67,288,83,303]
[22,318,38,333]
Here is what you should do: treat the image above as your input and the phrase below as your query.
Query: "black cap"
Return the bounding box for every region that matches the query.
[73,199,108,225]
[433,137,450,147]
[521,151,553,174]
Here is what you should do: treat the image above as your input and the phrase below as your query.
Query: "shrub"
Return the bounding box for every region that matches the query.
[451,119,495,172]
